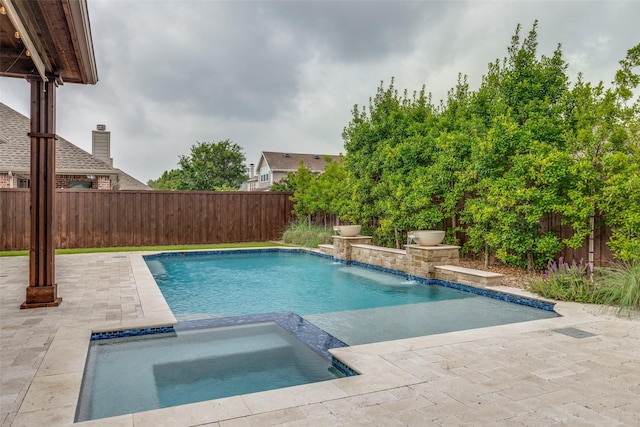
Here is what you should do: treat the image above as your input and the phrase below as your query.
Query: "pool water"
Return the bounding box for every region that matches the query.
[148,251,474,317]
[147,251,557,345]
[75,322,340,421]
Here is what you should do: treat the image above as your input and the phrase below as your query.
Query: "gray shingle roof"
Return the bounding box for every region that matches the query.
[0,102,150,190]
[118,171,152,191]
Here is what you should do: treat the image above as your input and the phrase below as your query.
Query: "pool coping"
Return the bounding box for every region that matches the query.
[7,248,619,426]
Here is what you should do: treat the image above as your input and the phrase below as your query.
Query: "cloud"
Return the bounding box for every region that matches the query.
[2,0,638,183]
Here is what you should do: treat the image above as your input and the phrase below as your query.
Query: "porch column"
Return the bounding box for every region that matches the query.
[21,78,61,309]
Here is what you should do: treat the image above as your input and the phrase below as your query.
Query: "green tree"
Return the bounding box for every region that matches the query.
[310,156,350,226]
[559,44,640,264]
[178,140,246,190]
[269,173,296,192]
[148,169,184,190]
[462,22,572,270]
[599,44,640,261]
[289,162,318,222]
[343,80,444,246]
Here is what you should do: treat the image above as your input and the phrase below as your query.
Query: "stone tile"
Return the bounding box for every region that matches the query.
[347,390,398,407]
[281,413,341,427]
[219,417,251,427]
[18,372,82,413]
[297,402,332,418]
[379,395,434,413]
[36,338,88,376]
[9,406,76,427]
[242,381,347,414]
[132,396,251,426]
[74,414,133,426]
[244,408,306,426]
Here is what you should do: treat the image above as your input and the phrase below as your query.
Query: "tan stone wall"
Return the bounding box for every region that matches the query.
[434,266,502,287]
[351,244,406,271]
[330,237,461,280]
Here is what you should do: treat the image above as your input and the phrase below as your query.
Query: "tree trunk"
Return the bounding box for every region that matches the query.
[484,243,489,268]
[588,215,595,275]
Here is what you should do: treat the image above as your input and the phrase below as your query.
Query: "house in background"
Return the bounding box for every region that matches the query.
[0,102,150,190]
[243,151,341,191]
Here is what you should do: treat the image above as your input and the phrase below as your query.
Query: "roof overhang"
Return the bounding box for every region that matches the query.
[0,0,98,84]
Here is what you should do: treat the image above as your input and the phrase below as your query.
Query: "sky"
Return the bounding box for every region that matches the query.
[1,1,639,184]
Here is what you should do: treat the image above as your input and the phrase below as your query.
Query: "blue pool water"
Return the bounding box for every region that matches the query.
[148,251,474,316]
[76,322,341,421]
[147,250,557,345]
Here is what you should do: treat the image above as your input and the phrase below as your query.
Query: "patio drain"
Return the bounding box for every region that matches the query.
[554,327,597,339]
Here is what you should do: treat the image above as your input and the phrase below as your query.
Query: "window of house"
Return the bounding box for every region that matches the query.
[17,176,30,188]
[69,181,92,189]
[260,167,270,183]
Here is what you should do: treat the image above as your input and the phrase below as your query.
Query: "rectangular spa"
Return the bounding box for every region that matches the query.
[75,321,343,421]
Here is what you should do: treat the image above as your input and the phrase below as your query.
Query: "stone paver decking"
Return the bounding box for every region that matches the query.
[1,251,639,426]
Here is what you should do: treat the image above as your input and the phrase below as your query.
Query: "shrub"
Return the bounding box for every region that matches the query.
[318,232,333,245]
[527,257,604,303]
[282,230,294,244]
[280,220,333,248]
[598,262,640,315]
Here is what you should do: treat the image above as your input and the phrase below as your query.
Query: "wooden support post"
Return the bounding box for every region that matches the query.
[21,78,61,309]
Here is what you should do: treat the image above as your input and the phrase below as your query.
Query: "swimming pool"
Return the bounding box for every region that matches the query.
[77,249,557,420]
[146,250,557,345]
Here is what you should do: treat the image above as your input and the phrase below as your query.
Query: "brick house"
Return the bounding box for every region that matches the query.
[243,151,341,191]
[0,102,150,190]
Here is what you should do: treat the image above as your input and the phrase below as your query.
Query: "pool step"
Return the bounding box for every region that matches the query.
[434,265,503,287]
[318,244,334,256]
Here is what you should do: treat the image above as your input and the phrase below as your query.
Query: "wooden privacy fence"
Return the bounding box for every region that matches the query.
[0,188,613,265]
[0,189,295,250]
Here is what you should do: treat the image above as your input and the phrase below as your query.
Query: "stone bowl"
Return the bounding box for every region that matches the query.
[414,230,445,246]
[338,225,361,237]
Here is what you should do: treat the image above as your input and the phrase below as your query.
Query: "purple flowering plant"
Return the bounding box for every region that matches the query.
[541,257,592,280]
[531,257,601,303]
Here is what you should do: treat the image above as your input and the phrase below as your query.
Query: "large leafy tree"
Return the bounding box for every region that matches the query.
[597,44,640,261]
[342,80,445,246]
[150,140,247,191]
[179,140,247,190]
[462,22,572,270]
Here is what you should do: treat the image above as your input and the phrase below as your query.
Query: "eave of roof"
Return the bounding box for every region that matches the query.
[0,0,98,84]
[260,151,341,172]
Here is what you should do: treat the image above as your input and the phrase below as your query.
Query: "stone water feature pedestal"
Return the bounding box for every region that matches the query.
[405,244,460,278]
[332,235,372,262]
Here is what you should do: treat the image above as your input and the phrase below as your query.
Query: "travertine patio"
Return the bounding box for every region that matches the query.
[1,252,639,426]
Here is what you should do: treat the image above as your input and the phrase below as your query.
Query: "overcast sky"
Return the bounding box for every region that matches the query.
[1,1,638,184]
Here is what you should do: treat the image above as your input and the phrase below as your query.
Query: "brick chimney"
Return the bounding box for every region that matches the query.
[92,124,112,166]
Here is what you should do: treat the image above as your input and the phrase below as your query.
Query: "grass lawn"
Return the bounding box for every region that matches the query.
[0,242,289,257]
